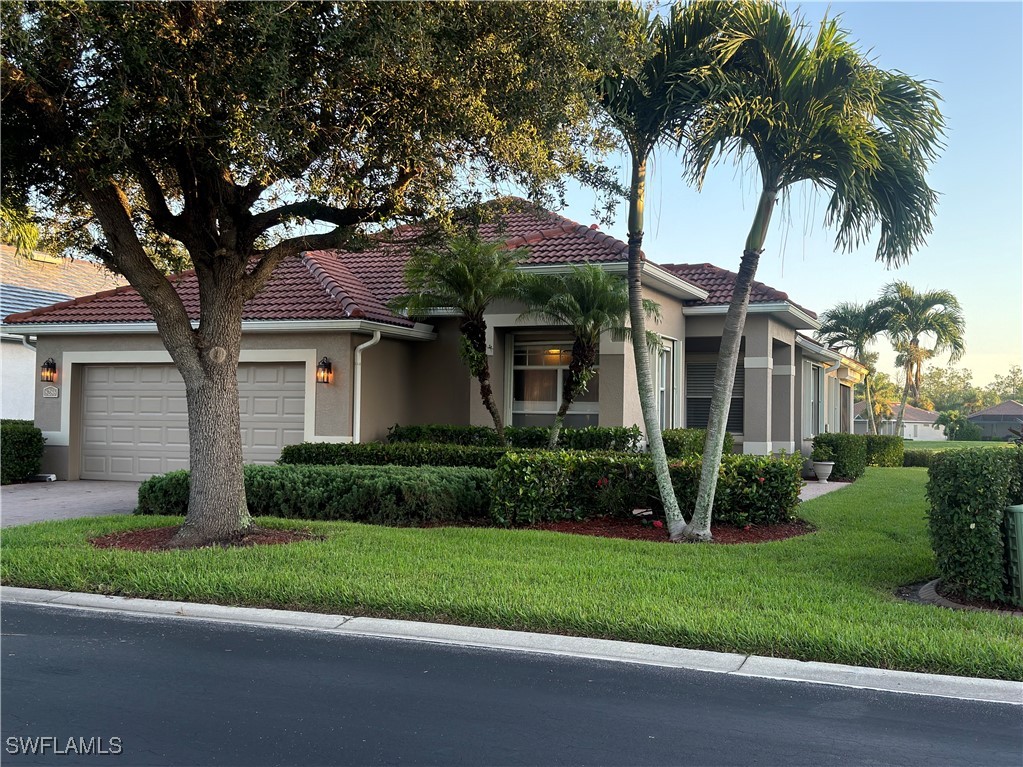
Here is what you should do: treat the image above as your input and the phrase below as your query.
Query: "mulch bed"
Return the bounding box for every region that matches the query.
[934,581,1023,613]
[528,516,815,544]
[90,525,319,552]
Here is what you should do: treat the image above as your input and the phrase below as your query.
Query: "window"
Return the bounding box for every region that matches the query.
[656,339,679,429]
[511,343,599,428]
[685,360,744,433]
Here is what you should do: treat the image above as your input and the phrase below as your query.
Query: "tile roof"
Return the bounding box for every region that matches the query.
[1,284,73,318]
[967,400,1023,418]
[1,245,127,303]
[853,400,940,423]
[659,262,817,318]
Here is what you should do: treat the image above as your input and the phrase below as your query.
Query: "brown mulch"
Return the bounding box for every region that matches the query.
[528,516,815,544]
[90,525,319,552]
[934,581,1023,613]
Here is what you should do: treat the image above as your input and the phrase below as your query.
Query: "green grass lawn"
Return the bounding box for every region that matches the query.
[3,467,1021,679]
[905,440,1013,451]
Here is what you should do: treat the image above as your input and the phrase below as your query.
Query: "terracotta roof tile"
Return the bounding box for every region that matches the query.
[659,262,817,318]
[968,400,1023,418]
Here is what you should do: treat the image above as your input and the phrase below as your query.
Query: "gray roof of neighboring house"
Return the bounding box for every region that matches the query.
[853,400,940,424]
[967,400,1023,419]
[0,284,74,318]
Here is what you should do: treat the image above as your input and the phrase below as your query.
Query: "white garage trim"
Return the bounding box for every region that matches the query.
[47,349,344,447]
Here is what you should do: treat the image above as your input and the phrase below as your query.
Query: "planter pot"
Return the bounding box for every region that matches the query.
[812,461,835,484]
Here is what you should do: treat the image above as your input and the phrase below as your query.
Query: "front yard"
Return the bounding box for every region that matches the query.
[2,467,1020,679]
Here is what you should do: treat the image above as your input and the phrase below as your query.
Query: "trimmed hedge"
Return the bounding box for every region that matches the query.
[811,433,867,481]
[903,449,933,468]
[490,450,803,528]
[926,448,1023,602]
[278,441,510,469]
[137,464,494,525]
[1,419,45,485]
[865,435,904,467]
[386,423,643,452]
[661,429,734,458]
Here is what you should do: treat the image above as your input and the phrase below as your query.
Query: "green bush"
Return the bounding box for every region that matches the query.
[279,441,510,469]
[386,423,643,452]
[950,421,983,441]
[926,448,1023,602]
[137,464,493,525]
[1,419,45,485]
[490,450,802,528]
[661,429,734,458]
[903,449,934,468]
[865,435,904,467]
[811,433,867,481]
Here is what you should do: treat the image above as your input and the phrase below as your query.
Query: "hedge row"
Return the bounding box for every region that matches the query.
[1,420,45,485]
[811,433,867,481]
[491,450,803,528]
[926,448,1023,602]
[137,464,494,525]
[864,435,904,467]
[661,429,734,458]
[386,424,643,452]
[903,450,933,468]
[279,441,510,469]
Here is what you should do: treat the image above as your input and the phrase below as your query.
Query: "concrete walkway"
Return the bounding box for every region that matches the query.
[0,480,140,527]
[799,479,850,502]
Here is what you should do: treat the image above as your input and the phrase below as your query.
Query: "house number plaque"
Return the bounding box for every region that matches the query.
[42,386,59,398]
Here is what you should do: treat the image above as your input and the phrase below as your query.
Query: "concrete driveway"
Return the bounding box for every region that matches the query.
[1,481,140,527]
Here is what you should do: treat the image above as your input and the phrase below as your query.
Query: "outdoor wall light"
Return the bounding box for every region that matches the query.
[40,357,57,383]
[315,356,333,384]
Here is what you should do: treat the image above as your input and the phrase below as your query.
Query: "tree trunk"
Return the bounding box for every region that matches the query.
[461,317,506,446]
[549,339,595,447]
[894,339,918,436]
[864,375,878,435]
[685,187,777,542]
[625,153,685,537]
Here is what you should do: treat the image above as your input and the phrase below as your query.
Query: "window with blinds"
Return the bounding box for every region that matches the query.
[685,362,744,432]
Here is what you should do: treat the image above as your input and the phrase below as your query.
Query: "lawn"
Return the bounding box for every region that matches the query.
[905,440,1013,451]
[2,468,1021,680]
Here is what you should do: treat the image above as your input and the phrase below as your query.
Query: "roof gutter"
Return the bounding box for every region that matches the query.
[684,301,820,330]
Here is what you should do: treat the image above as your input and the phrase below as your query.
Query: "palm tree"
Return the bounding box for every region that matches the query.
[816,300,890,435]
[683,3,944,540]
[516,264,661,447]
[881,281,965,434]
[599,1,730,541]
[390,235,526,446]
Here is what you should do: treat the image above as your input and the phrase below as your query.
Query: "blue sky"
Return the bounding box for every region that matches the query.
[557,1,1022,387]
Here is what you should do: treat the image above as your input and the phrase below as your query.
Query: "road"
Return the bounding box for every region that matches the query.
[2,603,1020,766]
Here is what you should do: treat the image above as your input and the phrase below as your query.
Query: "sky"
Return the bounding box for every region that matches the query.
[554,1,1023,388]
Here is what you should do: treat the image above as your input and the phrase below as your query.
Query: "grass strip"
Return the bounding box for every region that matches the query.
[2,468,1020,679]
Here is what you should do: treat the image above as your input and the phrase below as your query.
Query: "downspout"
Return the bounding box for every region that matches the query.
[352,330,381,444]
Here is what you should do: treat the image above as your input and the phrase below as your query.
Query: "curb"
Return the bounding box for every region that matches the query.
[4,586,1021,706]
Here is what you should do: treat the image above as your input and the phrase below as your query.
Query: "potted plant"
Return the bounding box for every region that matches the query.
[811,444,836,484]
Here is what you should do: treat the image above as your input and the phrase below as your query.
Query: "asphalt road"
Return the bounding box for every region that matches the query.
[2,603,1020,767]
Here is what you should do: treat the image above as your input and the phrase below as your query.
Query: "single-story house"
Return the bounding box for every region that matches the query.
[967,400,1023,440]
[2,203,866,481]
[853,401,945,441]
[1,245,127,420]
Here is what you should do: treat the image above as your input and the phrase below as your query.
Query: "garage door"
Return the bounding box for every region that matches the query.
[80,363,306,480]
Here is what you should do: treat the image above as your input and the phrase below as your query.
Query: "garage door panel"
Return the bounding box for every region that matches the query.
[81,363,305,481]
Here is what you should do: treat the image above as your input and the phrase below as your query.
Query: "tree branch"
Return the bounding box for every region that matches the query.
[130,153,192,245]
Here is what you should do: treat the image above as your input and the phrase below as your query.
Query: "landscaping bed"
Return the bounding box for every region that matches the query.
[528,516,814,544]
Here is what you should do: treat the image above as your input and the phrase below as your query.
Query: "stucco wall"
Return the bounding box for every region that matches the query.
[356,333,415,443]
[1,338,36,420]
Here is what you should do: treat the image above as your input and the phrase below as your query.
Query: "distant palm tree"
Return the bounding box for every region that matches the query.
[599,1,729,540]
[390,236,526,446]
[517,264,661,447]
[881,281,965,434]
[683,3,944,540]
[816,300,890,435]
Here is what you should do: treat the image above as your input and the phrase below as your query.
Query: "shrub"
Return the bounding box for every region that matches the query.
[903,449,933,468]
[490,450,802,528]
[811,433,867,481]
[661,429,734,458]
[865,435,904,467]
[386,423,643,452]
[926,448,1023,602]
[279,441,510,469]
[137,464,493,525]
[951,421,983,441]
[1,420,45,485]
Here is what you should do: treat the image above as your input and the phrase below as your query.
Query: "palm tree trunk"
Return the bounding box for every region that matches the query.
[894,339,918,436]
[461,317,506,446]
[549,340,593,448]
[864,375,878,435]
[626,152,685,537]
[685,187,777,541]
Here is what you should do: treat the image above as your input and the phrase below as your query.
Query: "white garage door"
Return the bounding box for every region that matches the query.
[80,363,306,480]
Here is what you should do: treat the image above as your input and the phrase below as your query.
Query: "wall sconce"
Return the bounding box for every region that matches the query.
[40,358,57,383]
[316,356,333,384]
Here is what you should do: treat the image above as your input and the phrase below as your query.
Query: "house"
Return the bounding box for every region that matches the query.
[0,246,127,420]
[967,400,1023,440]
[1,204,865,481]
[853,400,945,441]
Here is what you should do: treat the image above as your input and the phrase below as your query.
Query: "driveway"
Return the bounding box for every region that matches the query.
[1,481,139,527]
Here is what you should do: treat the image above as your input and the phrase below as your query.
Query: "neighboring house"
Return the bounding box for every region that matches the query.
[0,246,126,420]
[1,204,865,481]
[967,400,1023,441]
[853,400,945,441]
